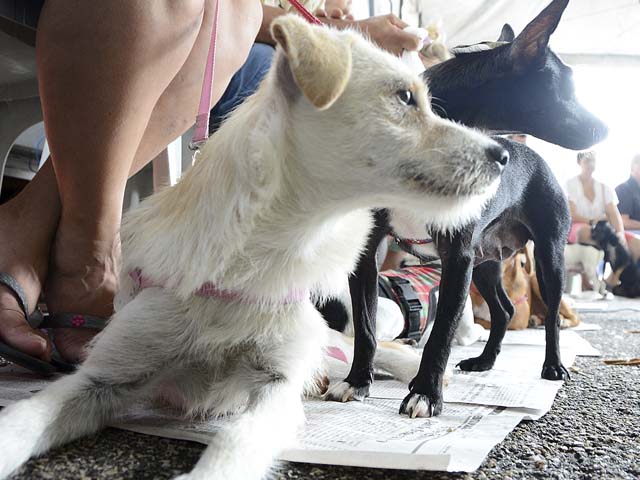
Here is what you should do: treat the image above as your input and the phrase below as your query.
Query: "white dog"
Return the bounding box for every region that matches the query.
[0,16,505,480]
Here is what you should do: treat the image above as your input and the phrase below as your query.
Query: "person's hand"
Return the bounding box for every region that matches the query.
[315,8,354,21]
[321,13,422,56]
[315,0,354,20]
[355,14,422,56]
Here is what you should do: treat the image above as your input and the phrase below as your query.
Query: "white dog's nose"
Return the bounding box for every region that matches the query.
[487,145,509,168]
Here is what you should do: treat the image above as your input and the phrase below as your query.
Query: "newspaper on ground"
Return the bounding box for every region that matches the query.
[571,293,640,313]
[500,328,601,356]
[0,326,600,472]
[115,399,523,472]
[567,322,601,331]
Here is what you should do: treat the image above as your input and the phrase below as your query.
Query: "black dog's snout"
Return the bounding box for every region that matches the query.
[487,145,509,167]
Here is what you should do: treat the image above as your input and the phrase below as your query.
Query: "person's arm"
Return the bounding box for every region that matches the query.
[614,185,640,229]
[602,183,627,242]
[621,213,640,230]
[257,6,421,55]
[257,6,286,45]
[605,202,627,245]
[320,14,421,56]
[568,200,598,225]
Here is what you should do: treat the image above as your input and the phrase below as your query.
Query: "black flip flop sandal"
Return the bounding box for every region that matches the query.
[0,272,108,376]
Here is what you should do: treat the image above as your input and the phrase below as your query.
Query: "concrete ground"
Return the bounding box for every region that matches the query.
[5,309,640,480]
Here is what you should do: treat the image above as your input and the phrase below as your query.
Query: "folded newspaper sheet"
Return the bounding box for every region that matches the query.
[0,327,599,472]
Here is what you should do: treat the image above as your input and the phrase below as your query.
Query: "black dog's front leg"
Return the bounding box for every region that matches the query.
[400,230,474,417]
[458,260,512,372]
[324,210,389,402]
[534,241,570,381]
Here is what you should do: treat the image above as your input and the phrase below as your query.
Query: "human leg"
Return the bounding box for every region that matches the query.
[0,0,262,364]
[208,42,275,133]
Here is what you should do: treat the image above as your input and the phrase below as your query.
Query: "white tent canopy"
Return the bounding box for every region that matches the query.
[361,1,640,63]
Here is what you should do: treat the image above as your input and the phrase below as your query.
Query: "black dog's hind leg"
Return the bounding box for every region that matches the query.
[458,260,513,372]
[400,230,473,417]
[324,209,389,402]
[535,241,570,380]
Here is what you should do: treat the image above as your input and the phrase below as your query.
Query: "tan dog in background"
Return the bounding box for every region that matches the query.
[472,243,580,330]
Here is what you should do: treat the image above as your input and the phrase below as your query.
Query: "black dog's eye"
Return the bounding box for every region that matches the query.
[397,89,416,106]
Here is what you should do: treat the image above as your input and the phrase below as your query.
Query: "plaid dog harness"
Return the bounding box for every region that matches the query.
[378,265,441,341]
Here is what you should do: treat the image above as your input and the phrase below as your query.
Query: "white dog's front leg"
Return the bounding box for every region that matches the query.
[0,294,181,479]
[0,371,119,479]
[175,382,304,480]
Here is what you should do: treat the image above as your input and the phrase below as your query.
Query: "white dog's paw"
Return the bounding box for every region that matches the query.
[0,409,37,479]
[323,381,368,402]
[399,392,442,418]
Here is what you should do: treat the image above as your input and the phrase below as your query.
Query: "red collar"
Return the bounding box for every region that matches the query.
[392,231,433,245]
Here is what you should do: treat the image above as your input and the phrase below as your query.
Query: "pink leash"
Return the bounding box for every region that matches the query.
[288,0,323,25]
[189,0,221,150]
[189,0,322,150]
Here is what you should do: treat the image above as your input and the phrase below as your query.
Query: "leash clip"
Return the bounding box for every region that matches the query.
[188,140,204,152]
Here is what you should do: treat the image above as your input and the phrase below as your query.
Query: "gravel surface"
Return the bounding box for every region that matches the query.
[4,311,640,480]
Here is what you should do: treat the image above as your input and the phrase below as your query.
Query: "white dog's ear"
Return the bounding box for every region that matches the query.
[271,15,352,110]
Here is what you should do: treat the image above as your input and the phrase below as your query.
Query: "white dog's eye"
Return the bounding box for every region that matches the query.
[397,89,416,106]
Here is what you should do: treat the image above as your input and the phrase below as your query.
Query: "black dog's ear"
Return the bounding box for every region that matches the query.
[510,0,568,71]
[498,24,515,43]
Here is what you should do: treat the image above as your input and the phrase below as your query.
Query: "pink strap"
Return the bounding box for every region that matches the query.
[189,0,322,150]
[129,269,308,304]
[190,0,221,150]
[288,0,323,25]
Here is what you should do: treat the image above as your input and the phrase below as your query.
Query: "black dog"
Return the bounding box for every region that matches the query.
[590,220,632,273]
[613,262,640,298]
[426,1,607,150]
[590,220,636,297]
[322,0,607,416]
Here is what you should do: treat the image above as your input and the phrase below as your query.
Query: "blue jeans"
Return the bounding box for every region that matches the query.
[209,43,275,133]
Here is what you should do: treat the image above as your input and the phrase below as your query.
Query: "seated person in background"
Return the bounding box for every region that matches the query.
[565,151,640,289]
[566,151,627,246]
[615,154,640,233]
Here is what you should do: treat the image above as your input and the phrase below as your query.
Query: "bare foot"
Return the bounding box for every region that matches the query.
[0,205,52,361]
[45,220,120,363]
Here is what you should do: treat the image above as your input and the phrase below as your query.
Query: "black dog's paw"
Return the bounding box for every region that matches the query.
[457,355,495,372]
[399,392,442,418]
[323,381,370,402]
[541,363,570,381]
